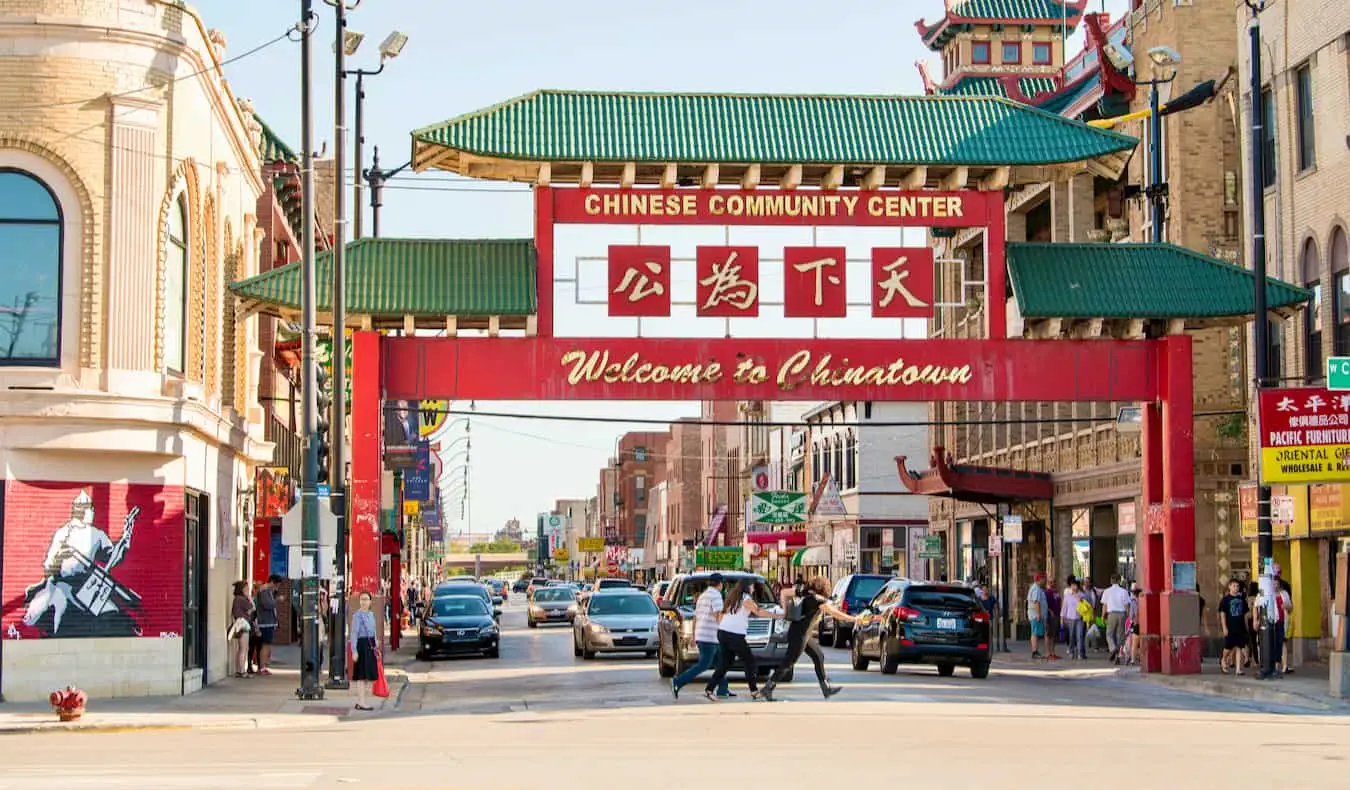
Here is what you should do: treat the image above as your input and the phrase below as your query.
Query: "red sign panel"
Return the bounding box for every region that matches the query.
[871,247,935,319]
[552,188,990,228]
[696,246,760,317]
[783,246,847,318]
[383,336,1158,403]
[1257,387,1350,484]
[2,480,186,640]
[607,245,671,317]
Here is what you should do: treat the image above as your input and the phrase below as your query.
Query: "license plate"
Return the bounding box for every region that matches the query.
[549,611,564,617]
[936,618,959,630]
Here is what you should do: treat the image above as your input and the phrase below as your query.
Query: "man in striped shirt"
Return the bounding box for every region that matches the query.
[672,573,731,699]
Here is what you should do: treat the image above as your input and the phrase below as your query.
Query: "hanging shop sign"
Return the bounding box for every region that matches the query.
[1309,484,1350,535]
[1258,387,1350,484]
[748,491,807,527]
[577,537,605,553]
[695,546,744,571]
[1238,481,1290,539]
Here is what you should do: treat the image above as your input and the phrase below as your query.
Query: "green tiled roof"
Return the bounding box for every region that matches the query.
[255,115,298,164]
[1036,75,1102,118]
[229,238,537,317]
[412,90,1136,168]
[940,76,1059,101]
[1007,243,1311,319]
[950,0,1083,21]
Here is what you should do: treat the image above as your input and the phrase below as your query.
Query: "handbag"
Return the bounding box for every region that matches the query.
[229,617,250,639]
[372,651,390,698]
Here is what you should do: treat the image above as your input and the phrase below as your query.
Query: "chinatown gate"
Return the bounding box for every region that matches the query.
[233,90,1306,675]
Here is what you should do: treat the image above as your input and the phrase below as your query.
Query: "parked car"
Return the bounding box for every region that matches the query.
[650,580,671,604]
[528,587,579,627]
[850,581,991,678]
[417,595,500,660]
[481,578,506,605]
[525,578,550,598]
[512,578,530,594]
[433,582,501,621]
[655,572,792,682]
[819,573,893,647]
[573,590,661,659]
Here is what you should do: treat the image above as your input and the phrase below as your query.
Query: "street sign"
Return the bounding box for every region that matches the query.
[988,536,1002,557]
[812,476,847,517]
[751,465,770,492]
[317,484,330,497]
[748,491,807,525]
[917,535,943,559]
[1002,515,1024,543]
[1271,494,1295,525]
[1329,358,1350,391]
[281,499,338,546]
[577,537,604,553]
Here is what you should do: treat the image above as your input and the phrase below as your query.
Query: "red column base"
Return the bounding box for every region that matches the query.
[1161,635,1203,674]
[1139,635,1163,673]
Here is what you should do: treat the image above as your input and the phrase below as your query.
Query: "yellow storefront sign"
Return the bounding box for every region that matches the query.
[1260,445,1350,484]
[1238,481,1292,539]
[1309,484,1350,535]
[403,499,420,516]
[577,537,604,553]
[552,548,569,561]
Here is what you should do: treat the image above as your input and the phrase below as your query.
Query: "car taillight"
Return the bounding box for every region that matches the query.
[894,606,922,621]
[839,600,848,614]
[971,610,990,623]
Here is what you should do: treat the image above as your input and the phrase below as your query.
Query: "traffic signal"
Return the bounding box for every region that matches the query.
[315,363,332,485]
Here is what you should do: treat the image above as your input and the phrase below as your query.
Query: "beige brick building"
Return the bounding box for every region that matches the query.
[0,1,272,701]
[1235,0,1350,660]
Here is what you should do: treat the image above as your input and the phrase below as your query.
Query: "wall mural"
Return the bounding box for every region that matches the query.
[3,481,184,639]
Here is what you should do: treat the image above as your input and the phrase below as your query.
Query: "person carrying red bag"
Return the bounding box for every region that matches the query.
[350,591,386,711]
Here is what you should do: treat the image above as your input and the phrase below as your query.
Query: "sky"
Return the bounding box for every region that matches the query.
[193,0,1128,537]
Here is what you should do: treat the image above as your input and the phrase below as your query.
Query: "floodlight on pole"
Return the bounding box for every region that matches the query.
[340,30,364,56]
[378,31,408,61]
[1147,46,1182,70]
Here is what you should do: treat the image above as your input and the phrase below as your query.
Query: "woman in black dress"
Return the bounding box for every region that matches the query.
[350,591,380,711]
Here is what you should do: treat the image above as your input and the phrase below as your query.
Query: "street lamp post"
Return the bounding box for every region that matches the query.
[347,32,407,240]
[1244,0,1277,679]
[1137,47,1182,244]
[365,146,411,238]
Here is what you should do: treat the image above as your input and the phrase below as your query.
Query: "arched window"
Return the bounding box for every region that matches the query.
[844,431,857,490]
[1335,228,1350,357]
[832,435,843,486]
[164,196,188,372]
[0,169,62,365]
[1302,238,1322,382]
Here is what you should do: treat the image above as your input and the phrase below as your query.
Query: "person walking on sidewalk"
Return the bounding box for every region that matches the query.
[255,575,281,675]
[1101,575,1131,665]
[757,577,857,702]
[1045,581,1063,660]
[351,591,380,711]
[1255,566,1293,679]
[1027,573,1048,658]
[1218,578,1251,675]
[671,573,731,699]
[703,579,782,701]
[1061,578,1087,660]
[229,581,254,679]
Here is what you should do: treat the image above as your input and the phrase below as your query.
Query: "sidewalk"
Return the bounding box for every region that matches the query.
[0,640,416,735]
[1121,657,1350,712]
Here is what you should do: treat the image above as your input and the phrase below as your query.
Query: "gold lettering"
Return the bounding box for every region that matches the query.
[682,194,697,215]
[603,193,621,215]
[840,195,858,217]
[726,194,745,216]
[947,196,963,217]
[709,194,726,215]
[775,351,812,392]
[584,194,602,215]
[866,195,883,217]
[933,198,947,218]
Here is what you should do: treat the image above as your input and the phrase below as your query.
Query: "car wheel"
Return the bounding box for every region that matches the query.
[658,638,676,678]
[416,649,430,662]
[880,638,899,675]
[673,644,688,678]
[937,662,956,677]
[487,645,500,659]
[970,662,990,679]
[582,646,596,660]
[850,635,870,671]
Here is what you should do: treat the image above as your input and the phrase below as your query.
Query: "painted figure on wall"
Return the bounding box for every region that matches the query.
[22,491,142,637]
[3,481,184,640]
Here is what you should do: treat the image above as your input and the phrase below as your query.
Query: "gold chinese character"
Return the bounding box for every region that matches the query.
[613,261,665,303]
[876,255,929,309]
[700,251,758,310]
[792,256,842,307]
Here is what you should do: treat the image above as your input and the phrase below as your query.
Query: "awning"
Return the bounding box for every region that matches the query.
[896,446,1053,505]
[745,531,807,548]
[794,546,830,567]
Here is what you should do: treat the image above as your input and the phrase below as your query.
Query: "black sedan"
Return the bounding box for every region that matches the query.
[850,582,991,678]
[417,595,501,660]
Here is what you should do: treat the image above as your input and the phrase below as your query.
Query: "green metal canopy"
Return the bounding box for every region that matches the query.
[1007,243,1311,322]
[229,238,537,331]
[410,89,1137,187]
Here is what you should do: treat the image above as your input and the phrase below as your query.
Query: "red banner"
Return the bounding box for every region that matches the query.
[552,188,991,227]
[382,336,1158,403]
[607,245,670,317]
[2,481,185,640]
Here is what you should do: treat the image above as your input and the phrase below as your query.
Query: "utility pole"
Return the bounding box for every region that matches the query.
[326,0,353,691]
[365,146,410,238]
[1245,0,1276,680]
[296,0,323,701]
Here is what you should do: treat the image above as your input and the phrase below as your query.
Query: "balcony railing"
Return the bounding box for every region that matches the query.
[266,415,303,472]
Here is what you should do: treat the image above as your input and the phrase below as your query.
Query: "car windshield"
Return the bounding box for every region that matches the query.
[850,576,889,601]
[431,597,489,617]
[596,579,631,589]
[588,594,659,616]
[676,577,775,607]
[534,588,575,602]
[436,585,487,600]
[905,588,981,612]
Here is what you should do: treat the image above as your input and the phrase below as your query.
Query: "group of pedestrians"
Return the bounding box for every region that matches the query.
[228,575,281,678]
[1026,572,1140,664]
[669,574,857,702]
[1218,566,1295,680]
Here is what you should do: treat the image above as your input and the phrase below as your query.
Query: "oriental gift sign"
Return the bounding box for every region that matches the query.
[383,336,1159,403]
[1258,387,1350,484]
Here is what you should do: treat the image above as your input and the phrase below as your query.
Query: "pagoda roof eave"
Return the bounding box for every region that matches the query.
[916,0,1089,52]
[896,447,1054,504]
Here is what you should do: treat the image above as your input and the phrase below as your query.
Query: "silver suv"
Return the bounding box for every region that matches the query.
[655,572,793,682]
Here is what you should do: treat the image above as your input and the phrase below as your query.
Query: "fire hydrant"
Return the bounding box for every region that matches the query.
[50,686,87,722]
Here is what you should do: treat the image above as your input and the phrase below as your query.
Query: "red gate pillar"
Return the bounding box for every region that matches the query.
[351,330,382,596]
[1159,334,1201,674]
[1139,401,1164,673]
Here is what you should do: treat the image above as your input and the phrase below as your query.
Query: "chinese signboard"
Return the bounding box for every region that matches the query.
[1310,485,1350,535]
[608,245,670,317]
[1238,481,1290,539]
[696,546,744,570]
[577,537,604,553]
[697,246,759,316]
[749,491,807,527]
[1258,387,1350,484]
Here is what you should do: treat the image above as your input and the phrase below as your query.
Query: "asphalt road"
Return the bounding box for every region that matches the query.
[2,595,1346,789]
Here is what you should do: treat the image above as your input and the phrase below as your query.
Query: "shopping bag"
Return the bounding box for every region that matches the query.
[372,651,390,698]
